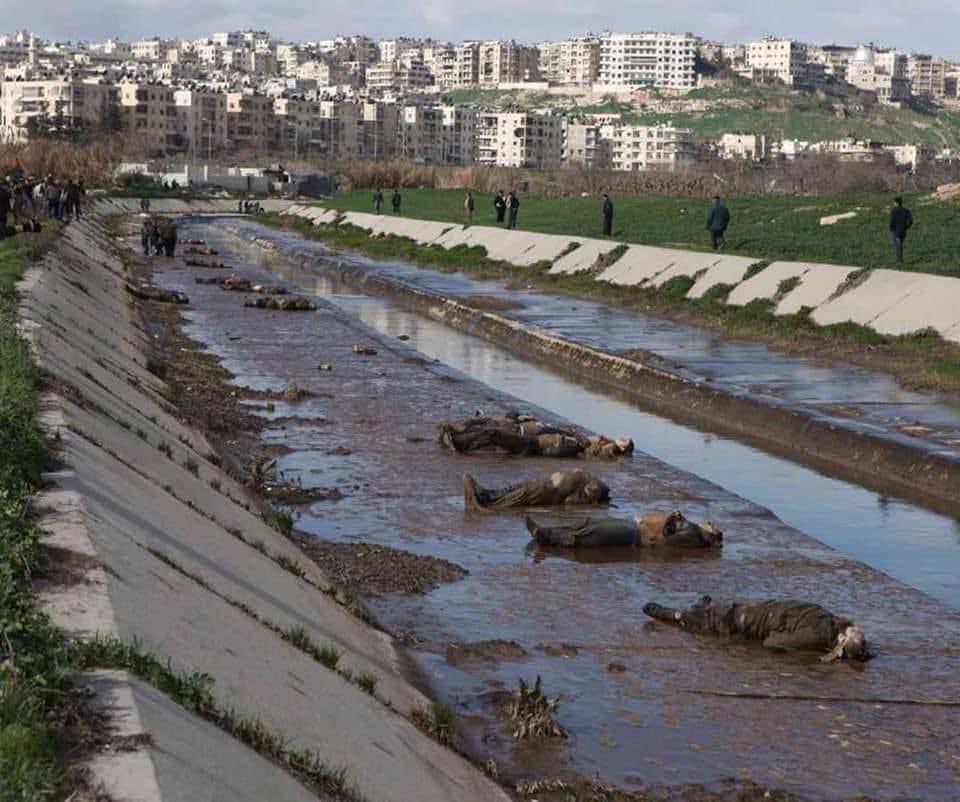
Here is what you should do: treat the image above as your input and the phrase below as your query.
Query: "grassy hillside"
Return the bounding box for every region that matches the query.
[326,188,960,275]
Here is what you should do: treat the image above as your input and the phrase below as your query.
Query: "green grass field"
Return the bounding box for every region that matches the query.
[324,189,960,275]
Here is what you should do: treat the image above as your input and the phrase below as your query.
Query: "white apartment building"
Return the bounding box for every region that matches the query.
[476,110,563,168]
[366,56,432,92]
[562,122,611,168]
[598,32,697,91]
[119,82,177,154]
[0,78,115,142]
[538,37,600,87]
[131,39,166,61]
[605,123,696,171]
[478,40,540,86]
[745,37,809,86]
[425,42,480,88]
[717,132,767,160]
[212,32,243,49]
[908,54,947,99]
[846,46,910,105]
[378,38,424,64]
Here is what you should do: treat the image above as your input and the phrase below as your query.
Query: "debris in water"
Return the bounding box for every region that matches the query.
[505,676,566,739]
[352,344,378,355]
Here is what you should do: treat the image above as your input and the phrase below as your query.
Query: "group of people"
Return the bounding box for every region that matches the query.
[439,408,870,663]
[0,175,64,240]
[140,216,179,257]
[491,190,521,228]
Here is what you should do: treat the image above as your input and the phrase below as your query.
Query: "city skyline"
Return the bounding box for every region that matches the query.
[9,0,960,60]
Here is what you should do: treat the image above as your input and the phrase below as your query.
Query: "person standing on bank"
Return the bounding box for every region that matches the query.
[494,190,507,224]
[372,187,384,214]
[706,195,730,250]
[602,193,614,237]
[889,196,913,265]
[507,190,520,229]
[391,188,402,214]
[464,191,475,226]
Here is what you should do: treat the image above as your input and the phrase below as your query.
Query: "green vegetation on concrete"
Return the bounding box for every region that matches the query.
[323,188,960,276]
[263,214,960,393]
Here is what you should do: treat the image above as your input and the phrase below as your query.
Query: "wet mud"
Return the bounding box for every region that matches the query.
[134,221,960,801]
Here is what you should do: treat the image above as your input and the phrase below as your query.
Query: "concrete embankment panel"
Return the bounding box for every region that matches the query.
[27,218,510,802]
[685,255,758,298]
[811,269,927,331]
[549,238,620,275]
[597,245,682,286]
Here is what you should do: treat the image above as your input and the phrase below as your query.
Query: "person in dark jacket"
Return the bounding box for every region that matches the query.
[507,191,520,229]
[494,190,507,223]
[705,195,730,250]
[463,469,610,511]
[889,196,913,265]
[602,193,614,237]
[372,187,384,214]
[643,596,870,661]
[157,218,178,257]
[0,179,11,228]
[526,511,722,549]
[141,218,155,256]
[391,188,402,214]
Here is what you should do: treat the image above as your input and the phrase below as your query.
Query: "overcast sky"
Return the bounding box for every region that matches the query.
[13,0,960,60]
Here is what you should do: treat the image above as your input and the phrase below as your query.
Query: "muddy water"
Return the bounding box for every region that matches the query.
[159,223,960,799]
[214,220,960,610]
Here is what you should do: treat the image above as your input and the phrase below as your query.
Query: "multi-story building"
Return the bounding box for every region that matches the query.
[131,39,166,61]
[745,37,809,86]
[538,36,600,87]
[119,82,177,154]
[605,123,696,171]
[846,46,910,105]
[357,100,398,159]
[397,104,444,163]
[378,38,424,64]
[366,55,432,92]
[0,78,116,142]
[225,91,276,155]
[597,32,697,91]
[212,32,243,49]
[476,110,563,168]
[908,54,947,99]
[173,88,227,158]
[478,40,540,85]
[562,122,611,168]
[809,45,856,82]
[717,132,767,160]
[440,104,477,164]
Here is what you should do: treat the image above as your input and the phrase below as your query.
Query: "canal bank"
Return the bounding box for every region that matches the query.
[142,218,960,800]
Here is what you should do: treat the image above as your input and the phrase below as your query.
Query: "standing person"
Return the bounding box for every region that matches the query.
[705,195,730,250]
[602,193,614,237]
[494,190,507,224]
[391,188,402,214]
[45,179,59,219]
[464,191,475,225]
[889,196,913,265]
[372,187,384,214]
[140,197,151,213]
[57,184,68,220]
[141,217,154,257]
[0,178,10,228]
[507,190,520,229]
[66,179,81,219]
[158,218,178,257]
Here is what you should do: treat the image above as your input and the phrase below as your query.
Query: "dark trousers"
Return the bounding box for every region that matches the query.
[47,199,58,219]
[603,215,612,236]
[495,208,505,223]
[507,209,518,229]
[711,229,726,250]
[894,234,905,264]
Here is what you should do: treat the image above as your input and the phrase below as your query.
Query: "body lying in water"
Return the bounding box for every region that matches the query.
[463,470,610,511]
[525,511,722,548]
[643,596,870,662]
[439,412,633,458]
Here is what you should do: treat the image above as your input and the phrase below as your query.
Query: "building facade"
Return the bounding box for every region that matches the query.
[605,123,696,171]
[537,37,600,87]
[597,32,697,91]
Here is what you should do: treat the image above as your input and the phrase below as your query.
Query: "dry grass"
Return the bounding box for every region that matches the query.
[0,139,123,181]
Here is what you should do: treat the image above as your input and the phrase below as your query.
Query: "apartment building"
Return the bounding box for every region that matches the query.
[562,122,611,168]
[0,78,116,142]
[478,40,539,86]
[118,82,177,153]
[476,110,563,168]
[605,123,696,171]
[745,37,809,86]
[597,32,697,91]
[908,54,947,99]
[131,39,166,61]
[225,91,276,155]
[357,99,398,159]
[846,46,910,105]
[378,38,424,63]
[397,104,443,162]
[424,42,480,88]
[366,55,432,92]
[538,37,600,87]
[174,88,227,157]
[440,105,477,164]
[717,132,767,160]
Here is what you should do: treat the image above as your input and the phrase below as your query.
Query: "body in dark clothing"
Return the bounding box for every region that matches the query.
[507,191,520,229]
[643,596,869,661]
[526,511,722,549]
[391,189,402,213]
[889,197,913,265]
[602,194,614,237]
[0,183,10,227]
[494,191,507,223]
[463,470,609,511]
[157,220,177,257]
[706,197,730,250]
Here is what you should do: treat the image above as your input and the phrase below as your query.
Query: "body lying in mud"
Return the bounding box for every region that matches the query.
[643,596,870,662]
[463,470,610,511]
[244,296,316,311]
[184,257,230,268]
[525,511,722,548]
[439,412,633,459]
